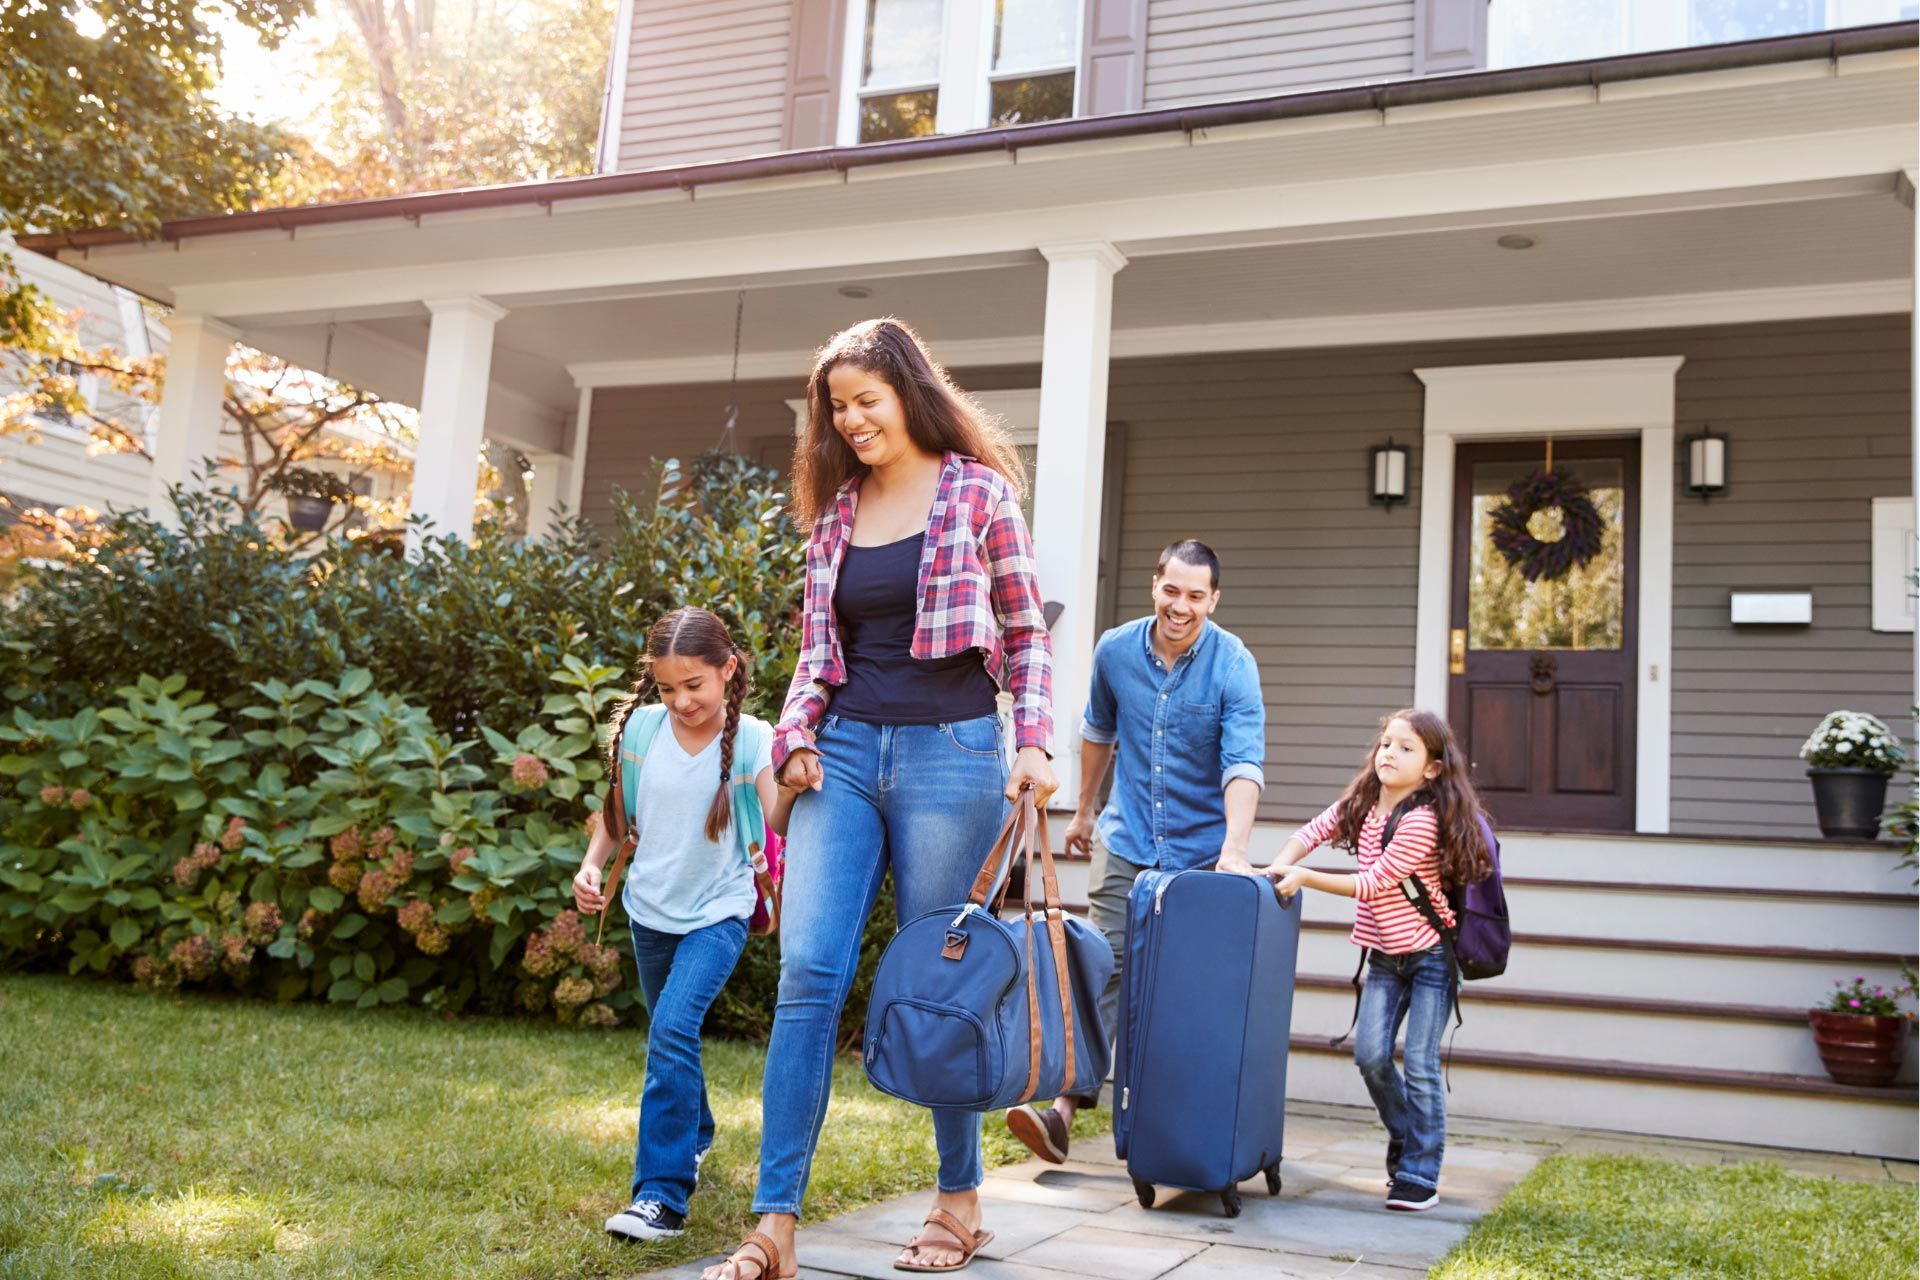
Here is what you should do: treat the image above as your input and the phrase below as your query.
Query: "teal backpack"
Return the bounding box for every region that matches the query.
[599,706,784,939]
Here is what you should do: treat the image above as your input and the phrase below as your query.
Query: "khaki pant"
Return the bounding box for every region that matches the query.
[1066,840,1149,1109]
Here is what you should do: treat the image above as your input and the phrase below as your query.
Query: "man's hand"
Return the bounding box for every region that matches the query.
[1063,811,1095,858]
[780,747,823,793]
[573,863,606,914]
[1267,864,1310,901]
[1215,849,1257,876]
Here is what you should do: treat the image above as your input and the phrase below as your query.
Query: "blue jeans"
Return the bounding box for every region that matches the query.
[754,714,1010,1216]
[1352,945,1452,1193]
[629,915,749,1213]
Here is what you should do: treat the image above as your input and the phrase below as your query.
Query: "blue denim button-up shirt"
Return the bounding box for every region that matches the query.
[1081,617,1266,870]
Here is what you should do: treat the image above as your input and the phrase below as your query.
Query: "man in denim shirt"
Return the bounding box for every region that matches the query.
[1006,539,1266,1164]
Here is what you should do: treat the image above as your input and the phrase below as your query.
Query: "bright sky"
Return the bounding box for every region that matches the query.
[207,1,343,127]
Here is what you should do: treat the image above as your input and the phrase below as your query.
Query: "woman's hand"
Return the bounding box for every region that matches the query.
[1006,746,1058,806]
[780,747,823,793]
[573,862,606,914]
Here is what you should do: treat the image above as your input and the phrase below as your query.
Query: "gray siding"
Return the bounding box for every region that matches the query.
[1143,0,1415,108]
[1106,316,1912,837]
[615,0,792,172]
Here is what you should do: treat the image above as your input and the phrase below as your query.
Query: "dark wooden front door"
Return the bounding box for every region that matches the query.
[1448,439,1637,831]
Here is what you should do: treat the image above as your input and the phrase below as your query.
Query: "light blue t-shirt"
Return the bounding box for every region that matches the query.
[621,713,774,934]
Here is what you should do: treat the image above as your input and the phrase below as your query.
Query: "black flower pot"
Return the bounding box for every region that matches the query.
[1807,767,1891,839]
[287,494,337,532]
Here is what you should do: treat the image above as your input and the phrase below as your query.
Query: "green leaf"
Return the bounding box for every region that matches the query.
[109,918,141,949]
[374,977,408,1003]
[338,669,374,698]
[332,913,368,941]
[308,886,344,912]
[352,952,376,982]
[327,977,365,1002]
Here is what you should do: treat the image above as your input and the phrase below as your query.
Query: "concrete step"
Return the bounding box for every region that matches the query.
[1295,868,1916,954]
[1490,831,1911,894]
[1289,977,1833,1078]
[1296,919,1912,1008]
[1283,1036,1918,1161]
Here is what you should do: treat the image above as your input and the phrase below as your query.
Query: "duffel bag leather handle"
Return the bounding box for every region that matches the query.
[967,788,1037,907]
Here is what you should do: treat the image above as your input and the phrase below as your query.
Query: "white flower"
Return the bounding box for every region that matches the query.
[1837,742,1853,753]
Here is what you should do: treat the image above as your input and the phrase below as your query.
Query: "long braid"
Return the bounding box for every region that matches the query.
[604,667,657,771]
[705,647,750,843]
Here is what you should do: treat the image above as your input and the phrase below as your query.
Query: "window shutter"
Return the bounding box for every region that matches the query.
[1079,0,1147,118]
[784,0,848,149]
[1413,0,1488,75]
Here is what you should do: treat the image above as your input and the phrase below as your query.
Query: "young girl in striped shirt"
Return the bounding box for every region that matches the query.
[1267,708,1493,1213]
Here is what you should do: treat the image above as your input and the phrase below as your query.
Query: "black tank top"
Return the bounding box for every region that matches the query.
[830,533,999,725]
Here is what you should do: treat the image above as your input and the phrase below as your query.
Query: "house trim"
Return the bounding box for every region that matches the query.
[593,0,638,173]
[1411,357,1684,835]
[567,280,1900,389]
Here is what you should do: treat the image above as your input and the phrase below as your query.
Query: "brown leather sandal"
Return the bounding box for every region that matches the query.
[707,1230,795,1280]
[894,1208,995,1273]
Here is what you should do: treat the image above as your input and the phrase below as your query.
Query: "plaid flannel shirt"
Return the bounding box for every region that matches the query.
[773,452,1054,766]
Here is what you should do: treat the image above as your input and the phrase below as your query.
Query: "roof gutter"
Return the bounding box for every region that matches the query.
[19,21,1917,257]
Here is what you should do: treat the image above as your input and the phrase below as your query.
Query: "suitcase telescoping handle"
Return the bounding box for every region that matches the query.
[961,787,1078,1105]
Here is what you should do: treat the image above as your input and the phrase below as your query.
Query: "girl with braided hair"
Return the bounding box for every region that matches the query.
[573,607,793,1244]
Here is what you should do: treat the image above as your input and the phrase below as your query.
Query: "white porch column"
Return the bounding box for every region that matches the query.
[148,314,237,520]
[409,296,506,546]
[1032,242,1127,800]
[525,387,592,539]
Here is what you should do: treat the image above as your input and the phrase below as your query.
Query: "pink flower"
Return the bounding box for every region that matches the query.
[439,830,457,847]
[243,901,283,944]
[521,931,567,979]
[396,900,435,934]
[297,908,322,940]
[415,923,451,955]
[220,816,247,852]
[552,975,593,1009]
[330,828,363,861]
[386,849,415,883]
[327,860,363,894]
[67,788,92,809]
[357,868,397,914]
[580,1003,619,1030]
[449,847,476,873]
[169,934,216,982]
[369,826,396,851]
[546,909,586,957]
[510,754,550,789]
[38,785,65,806]
[1849,998,1862,1008]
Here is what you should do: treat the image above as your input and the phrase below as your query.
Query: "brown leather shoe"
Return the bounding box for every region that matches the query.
[1005,1104,1069,1164]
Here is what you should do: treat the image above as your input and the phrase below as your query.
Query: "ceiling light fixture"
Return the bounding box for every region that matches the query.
[837,284,873,299]
[1496,234,1536,250]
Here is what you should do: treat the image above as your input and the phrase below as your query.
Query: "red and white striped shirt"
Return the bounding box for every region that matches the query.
[1295,802,1456,954]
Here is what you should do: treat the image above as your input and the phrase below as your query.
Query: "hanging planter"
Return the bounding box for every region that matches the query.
[1487,467,1604,583]
[286,494,337,532]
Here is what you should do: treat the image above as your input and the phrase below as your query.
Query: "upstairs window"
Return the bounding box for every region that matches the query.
[846,0,1081,144]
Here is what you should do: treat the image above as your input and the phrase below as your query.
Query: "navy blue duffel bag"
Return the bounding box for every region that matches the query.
[863,790,1113,1112]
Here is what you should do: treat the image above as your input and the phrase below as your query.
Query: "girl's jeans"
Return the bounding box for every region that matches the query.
[753,714,1010,1216]
[628,914,749,1213]
[1352,944,1452,1193]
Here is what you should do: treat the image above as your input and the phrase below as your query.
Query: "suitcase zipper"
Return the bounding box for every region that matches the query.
[1121,1086,1130,1110]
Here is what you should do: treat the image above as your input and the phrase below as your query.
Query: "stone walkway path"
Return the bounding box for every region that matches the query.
[646,1102,1910,1280]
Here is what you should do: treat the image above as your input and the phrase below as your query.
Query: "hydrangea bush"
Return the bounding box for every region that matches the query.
[1799,711,1905,773]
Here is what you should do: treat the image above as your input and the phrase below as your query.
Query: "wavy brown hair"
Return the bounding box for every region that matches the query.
[605,608,751,843]
[1330,708,1493,889]
[790,317,1025,524]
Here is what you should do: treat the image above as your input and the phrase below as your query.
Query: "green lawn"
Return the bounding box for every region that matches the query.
[0,974,1104,1279]
[1431,1152,1918,1280]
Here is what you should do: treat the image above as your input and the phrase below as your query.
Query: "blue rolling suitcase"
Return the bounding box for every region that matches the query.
[1112,868,1300,1217]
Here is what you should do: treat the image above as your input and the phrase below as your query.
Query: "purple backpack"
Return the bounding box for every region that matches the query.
[1398,810,1510,981]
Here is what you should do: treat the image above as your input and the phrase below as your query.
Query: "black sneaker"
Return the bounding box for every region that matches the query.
[1384,1175,1438,1212]
[605,1199,686,1241]
[1385,1138,1405,1187]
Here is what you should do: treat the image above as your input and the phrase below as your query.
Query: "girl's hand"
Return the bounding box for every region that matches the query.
[1267,864,1310,902]
[573,863,606,914]
[1007,746,1057,806]
[780,747,823,793]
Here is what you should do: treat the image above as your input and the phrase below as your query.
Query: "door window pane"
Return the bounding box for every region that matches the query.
[989,71,1075,126]
[863,0,944,87]
[1468,458,1625,652]
[859,89,940,141]
[993,0,1077,71]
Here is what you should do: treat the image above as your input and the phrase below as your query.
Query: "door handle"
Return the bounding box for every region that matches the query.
[1449,629,1466,676]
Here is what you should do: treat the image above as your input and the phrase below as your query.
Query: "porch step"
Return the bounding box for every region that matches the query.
[1296,919,1913,1008]
[1491,831,1910,894]
[1289,976,1834,1079]
[1297,868,1917,953]
[1283,1036,1918,1160]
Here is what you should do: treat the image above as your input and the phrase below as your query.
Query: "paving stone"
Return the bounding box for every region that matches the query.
[1884,1159,1919,1184]
[1157,1243,1427,1280]
[1293,1181,1485,1225]
[811,1192,1100,1258]
[788,1233,1069,1279]
[1008,1224,1208,1280]
[1097,1195,1470,1269]
[1438,1145,1542,1174]
[979,1172,1138,1211]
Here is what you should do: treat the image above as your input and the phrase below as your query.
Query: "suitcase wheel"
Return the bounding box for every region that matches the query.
[1265,1163,1282,1196]
[1132,1178,1156,1209]
[1220,1187,1242,1218]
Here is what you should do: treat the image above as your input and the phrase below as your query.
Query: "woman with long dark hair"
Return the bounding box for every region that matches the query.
[702,319,1056,1279]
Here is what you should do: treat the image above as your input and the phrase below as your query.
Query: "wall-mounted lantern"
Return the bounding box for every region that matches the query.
[1370,439,1409,509]
[1683,427,1728,501]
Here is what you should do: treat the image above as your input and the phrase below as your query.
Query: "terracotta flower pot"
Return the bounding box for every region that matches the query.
[1807,1009,1909,1086]
[1806,767,1891,839]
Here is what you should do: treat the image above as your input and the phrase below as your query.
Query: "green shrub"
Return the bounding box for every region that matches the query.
[0,452,874,1032]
